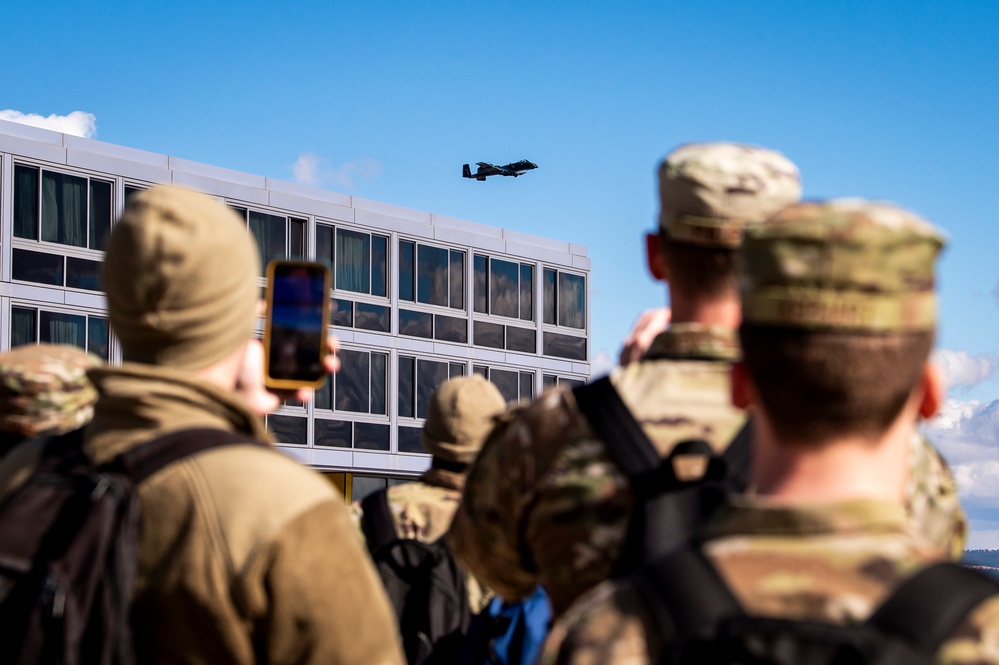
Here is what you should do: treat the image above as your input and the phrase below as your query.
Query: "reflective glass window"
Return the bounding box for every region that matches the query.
[416,359,448,418]
[543,269,557,324]
[331,298,353,327]
[317,224,334,274]
[336,349,370,413]
[268,415,307,445]
[417,244,449,306]
[489,369,519,404]
[41,171,87,247]
[315,372,333,410]
[519,372,534,400]
[399,240,415,301]
[489,258,519,318]
[520,264,534,321]
[506,326,536,353]
[450,251,465,310]
[372,235,388,297]
[559,273,586,329]
[398,426,424,454]
[543,374,558,389]
[289,218,306,260]
[449,363,465,378]
[435,315,467,344]
[355,303,390,332]
[561,377,586,389]
[10,307,37,348]
[371,353,387,416]
[398,356,415,418]
[336,228,370,293]
[249,211,286,272]
[13,249,63,286]
[473,365,488,378]
[473,255,488,313]
[13,165,38,240]
[88,180,112,251]
[351,476,387,502]
[66,257,102,291]
[543,332,587,360]
[400,309,433,339]
[87,316,110,361]
[355,423,390,451]
[40,311,86,348]
[473,321,504,349]
[315,419,351,448]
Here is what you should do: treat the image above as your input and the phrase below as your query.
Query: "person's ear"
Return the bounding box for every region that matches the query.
[730,361,754,410]
[919,361,944,419]
[645,232,669,282]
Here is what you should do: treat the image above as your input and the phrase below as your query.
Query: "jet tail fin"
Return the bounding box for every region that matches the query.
[462,164,472,178]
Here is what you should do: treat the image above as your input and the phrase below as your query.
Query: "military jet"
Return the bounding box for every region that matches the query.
[462,160,538,181]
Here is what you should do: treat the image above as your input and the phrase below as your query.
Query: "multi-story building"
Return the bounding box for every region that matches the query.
[0,119,590,500]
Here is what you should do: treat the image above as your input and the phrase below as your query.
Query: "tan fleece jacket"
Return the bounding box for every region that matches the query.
[85,363,404,665]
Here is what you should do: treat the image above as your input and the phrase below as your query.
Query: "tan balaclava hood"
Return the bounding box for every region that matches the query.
[102,186,260,370]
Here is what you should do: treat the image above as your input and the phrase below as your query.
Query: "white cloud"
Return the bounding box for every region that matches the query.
[589,349,616,379]
[0,109,96,138]
[922,398,999,500]
[291,152,382,190]
[933,348,997,391]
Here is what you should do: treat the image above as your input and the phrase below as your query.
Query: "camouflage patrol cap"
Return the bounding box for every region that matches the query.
[422,375,507,465]
[659,142,802,248]
[0,344,100,438]
[740,199,946,331]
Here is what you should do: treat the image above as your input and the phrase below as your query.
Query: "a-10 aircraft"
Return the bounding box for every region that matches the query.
[462,160,538,181]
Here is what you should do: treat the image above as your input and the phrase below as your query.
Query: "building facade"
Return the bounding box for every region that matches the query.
[0,120,590,500]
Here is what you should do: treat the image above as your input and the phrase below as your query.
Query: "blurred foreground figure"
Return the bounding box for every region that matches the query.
[0,343,99,458]
[0,186,403,665]
[543,201,999,665]
[451,142,803,617]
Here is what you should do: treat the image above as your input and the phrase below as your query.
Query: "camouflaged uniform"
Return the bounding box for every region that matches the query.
[0,343,99,456]
[541,200,994,664]
[451,143,803,618]
[352,375,507,612]
[451,324,746,617]
[540,498,999,665]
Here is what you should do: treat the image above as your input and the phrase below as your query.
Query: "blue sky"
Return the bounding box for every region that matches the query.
[4,1,998,545]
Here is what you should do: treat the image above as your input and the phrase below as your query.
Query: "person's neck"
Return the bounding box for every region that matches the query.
[750,410,913,505]
[667,290,741,328]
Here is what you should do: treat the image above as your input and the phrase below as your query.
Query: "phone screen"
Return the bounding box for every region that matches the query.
[266,261,330,386]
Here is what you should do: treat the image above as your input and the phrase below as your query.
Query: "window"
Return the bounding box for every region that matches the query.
[10,306,110,361]
[398,356,464,420]
[474,255,533,320]
[11,249,103,292]
[266,414,307,445]
[14,165,112,251]
[544,269,586,329]
[229,206,306,274]
[314,419,391,451]
[543,374,586,390]
[400,309,468,343]
[330,298,390,333]
[472,366,534,404]
[472,321,535,354]
[317,224,388,297]
[399,240,465,309]
[315,349,387,415]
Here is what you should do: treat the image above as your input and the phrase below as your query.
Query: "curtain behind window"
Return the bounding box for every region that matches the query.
[40,311,86,348]
[42,172,86,247]
[10,308,37,347]
[249,212,286,274]
[336,229,370,293]
[559,273,586,329]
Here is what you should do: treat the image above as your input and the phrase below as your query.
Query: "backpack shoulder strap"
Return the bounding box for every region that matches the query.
[866,561,999,652]
[106,427,266,484]
[573,376,660,479]
[360,488,397,555]
[637,544,744,643]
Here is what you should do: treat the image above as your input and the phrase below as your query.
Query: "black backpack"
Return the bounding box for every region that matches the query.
[636,544,999,665]
[0,427,262,665]
[361,487,471,665]
[573,376,751,574]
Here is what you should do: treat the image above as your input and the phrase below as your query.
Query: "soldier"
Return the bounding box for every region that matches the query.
[353,374,507,611]
[0,343,99,458]
[450,142,804,618]
[541,200,999,664]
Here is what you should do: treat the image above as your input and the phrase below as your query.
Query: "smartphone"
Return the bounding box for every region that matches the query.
[263,260,332,390]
